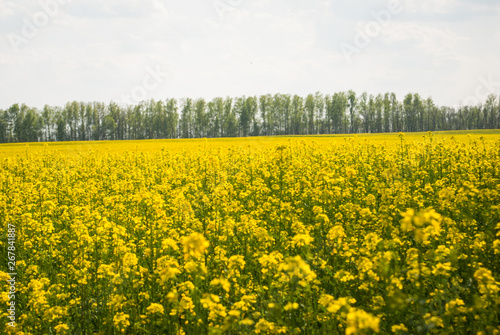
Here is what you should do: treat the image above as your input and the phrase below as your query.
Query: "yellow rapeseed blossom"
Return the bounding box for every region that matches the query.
[1,133,499,334]
[181,232,210,259]
[391,324,408,333]
[291,233,314,247]
[210,277,231,292]
[283,302,299,311]
[113,312,130,332]
[255,318,276,334]
[474,268,499,296]
[346,308,380,335]
[146,303,165,315]
[54,323,69,334]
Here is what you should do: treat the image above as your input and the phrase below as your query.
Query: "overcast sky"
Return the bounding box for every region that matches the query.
[1,0,499,109]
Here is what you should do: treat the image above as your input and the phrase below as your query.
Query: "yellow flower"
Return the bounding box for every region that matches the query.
[318,295,353,314]
[232,294,257,312]
[474,268,499,296]
[445,299,469,315]
[122,252,138,270]
[432,262,452,276]
[255,318,275,334]
[181,232,209,259]
[108,294,125,310]
[240,318,254,326]
[210,277,231,292]
[424,313,444,328]
[113,312,130,332]
[146,303,164,315]
[346,309,380,335]
[278,255,317,287]
[291,233,314,247]
[493,240,500,254]
[391,324,408,333]
[327,225,346,243]
[162,238,179,251]
[178,295,195,315]
[54,323,69,334]
[184,261,200,273]
[228,255,246,271]
[283,302,299,311]
[401,208,442,243]
[157,256,181,282]
[200,294,226,321]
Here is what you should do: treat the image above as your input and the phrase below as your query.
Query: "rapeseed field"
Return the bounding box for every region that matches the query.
[1,131,499,334]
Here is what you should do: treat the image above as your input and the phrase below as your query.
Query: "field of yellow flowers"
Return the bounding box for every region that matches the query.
[1,131,500,334]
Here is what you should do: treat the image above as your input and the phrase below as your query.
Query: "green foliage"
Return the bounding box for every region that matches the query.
[0,92,499,143]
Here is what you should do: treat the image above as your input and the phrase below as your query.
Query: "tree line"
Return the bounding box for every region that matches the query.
[1,91,499,143]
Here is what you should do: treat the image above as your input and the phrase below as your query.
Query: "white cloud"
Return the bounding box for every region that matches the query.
[404,0,459,14]
[382,22,465,64]
[0,0,499,108]
[0,0,19,19]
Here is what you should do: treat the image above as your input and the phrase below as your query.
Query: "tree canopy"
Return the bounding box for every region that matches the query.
[1,92,499,143]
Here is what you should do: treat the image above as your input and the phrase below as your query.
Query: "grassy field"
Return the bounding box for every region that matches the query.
[1,130,499,334]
